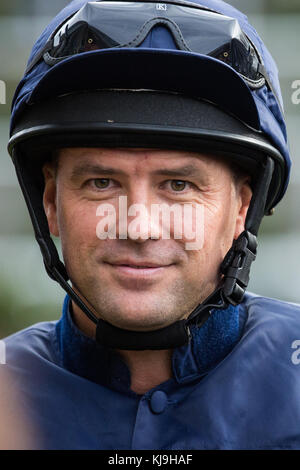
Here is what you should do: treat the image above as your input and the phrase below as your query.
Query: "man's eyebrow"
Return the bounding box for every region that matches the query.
[70,163,205,180]
[70,164,126,180]
[152,165,203,177]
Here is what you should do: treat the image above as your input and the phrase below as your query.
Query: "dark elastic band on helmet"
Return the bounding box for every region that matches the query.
[245,156,275,236]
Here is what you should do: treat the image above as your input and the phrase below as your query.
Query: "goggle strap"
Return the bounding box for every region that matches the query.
[25,40,52,75]
[258,63,284,115]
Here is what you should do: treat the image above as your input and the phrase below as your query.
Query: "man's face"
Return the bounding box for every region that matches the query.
[43,148,251,331]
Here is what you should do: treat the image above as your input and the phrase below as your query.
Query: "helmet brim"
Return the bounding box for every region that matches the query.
[10,48,286,210]
[27,48,260,130]
[10,87,284,212]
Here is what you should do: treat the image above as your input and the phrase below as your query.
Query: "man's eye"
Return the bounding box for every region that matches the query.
[170,180,188,192]
[93,178,111,189]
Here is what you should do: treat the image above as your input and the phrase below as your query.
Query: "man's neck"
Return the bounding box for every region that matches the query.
[117,349,173,395]
[71,301,173,395]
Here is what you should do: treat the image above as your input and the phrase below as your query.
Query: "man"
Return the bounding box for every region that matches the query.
[3,0,300,450]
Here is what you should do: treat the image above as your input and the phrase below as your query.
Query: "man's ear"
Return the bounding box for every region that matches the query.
[42,164,59,237]
[234,178,253,239]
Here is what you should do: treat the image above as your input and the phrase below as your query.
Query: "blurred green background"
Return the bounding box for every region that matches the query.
[0,0,300,337]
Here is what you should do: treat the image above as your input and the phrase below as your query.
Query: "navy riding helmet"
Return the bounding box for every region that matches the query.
[8,0,291,350]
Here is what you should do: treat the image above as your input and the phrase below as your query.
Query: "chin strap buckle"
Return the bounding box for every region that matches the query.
[220,230,257,306]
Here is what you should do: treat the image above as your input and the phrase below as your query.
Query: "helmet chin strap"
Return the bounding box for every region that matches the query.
[14,146,274,350]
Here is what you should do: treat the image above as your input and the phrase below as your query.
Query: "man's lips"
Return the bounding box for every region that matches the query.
[106,259,173,268]
[104,260,174,277]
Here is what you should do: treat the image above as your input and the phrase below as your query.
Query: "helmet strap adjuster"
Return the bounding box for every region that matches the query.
[221,230,257,306]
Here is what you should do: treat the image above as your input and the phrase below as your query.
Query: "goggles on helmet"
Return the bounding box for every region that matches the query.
[27,1,270,91]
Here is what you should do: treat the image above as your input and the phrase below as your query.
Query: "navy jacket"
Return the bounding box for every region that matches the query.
[2,292,300,450]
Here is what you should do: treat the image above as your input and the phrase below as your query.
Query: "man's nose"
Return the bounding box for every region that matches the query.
[118,185,161,243]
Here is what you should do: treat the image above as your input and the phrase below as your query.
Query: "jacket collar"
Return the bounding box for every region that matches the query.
[55,295,245,392]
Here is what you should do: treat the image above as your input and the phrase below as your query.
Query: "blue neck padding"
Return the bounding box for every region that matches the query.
[172,303,242,383]
[56,296,243,389]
